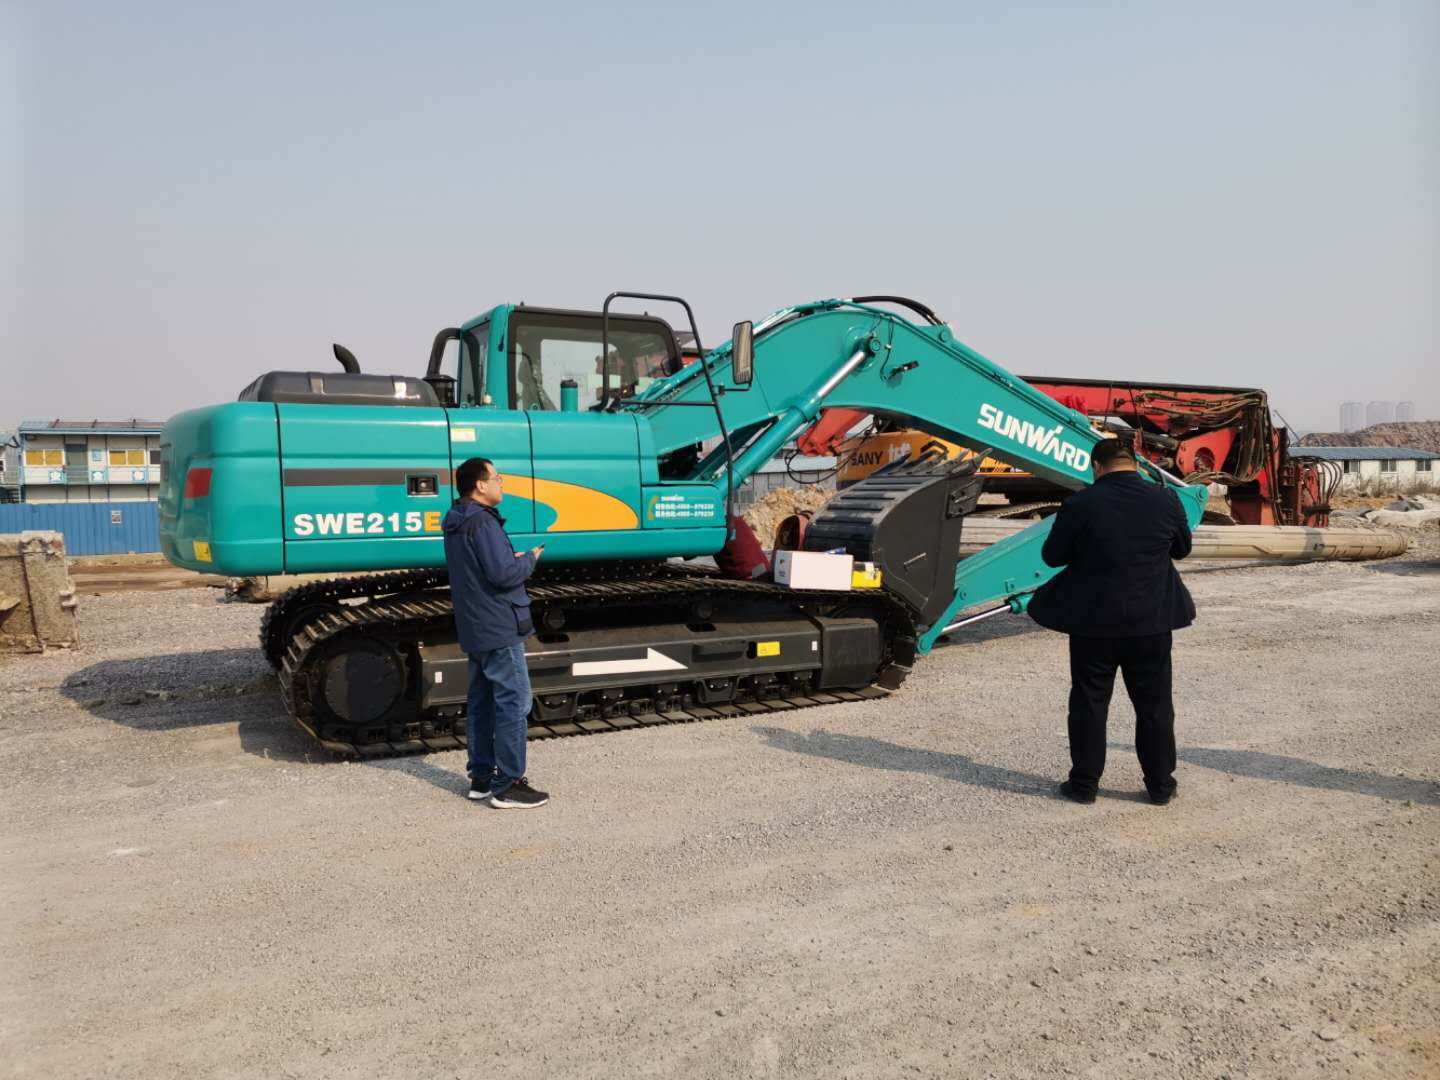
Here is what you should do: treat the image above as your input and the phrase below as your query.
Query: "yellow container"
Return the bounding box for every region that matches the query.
[852,562,883,589]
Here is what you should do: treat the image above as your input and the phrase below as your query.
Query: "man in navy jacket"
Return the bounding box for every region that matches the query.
[1027,440,1196,805]
[443,457,548,809]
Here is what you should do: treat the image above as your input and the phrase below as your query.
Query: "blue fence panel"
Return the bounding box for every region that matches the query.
[0,501,161,556]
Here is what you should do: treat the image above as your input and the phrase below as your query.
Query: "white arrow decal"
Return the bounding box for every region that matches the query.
[571,648,688,677]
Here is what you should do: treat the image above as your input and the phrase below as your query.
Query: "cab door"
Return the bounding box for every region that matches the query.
[525,412,642,555]
[446,410,534,535]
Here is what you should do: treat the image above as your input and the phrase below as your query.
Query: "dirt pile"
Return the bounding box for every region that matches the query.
[1298,420,1440,453]
[742,487,834,549]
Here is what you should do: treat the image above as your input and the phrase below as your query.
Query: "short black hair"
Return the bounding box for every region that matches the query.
[1091,439,1137,469]
[455,457,495,497]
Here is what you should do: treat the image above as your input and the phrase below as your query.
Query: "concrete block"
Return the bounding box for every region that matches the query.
[0,531,80,652]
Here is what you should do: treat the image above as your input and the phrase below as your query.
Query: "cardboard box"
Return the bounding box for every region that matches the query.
[773,549,853,591]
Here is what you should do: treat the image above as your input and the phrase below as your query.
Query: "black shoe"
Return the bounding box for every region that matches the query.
[468,778,492,802]
[1058,780,1097,804]
[489,778,549,809]
[1148,785,1178,806]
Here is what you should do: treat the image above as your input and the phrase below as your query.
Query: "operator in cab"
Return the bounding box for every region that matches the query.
[442,457,549,809]
[1027,439,1195,806]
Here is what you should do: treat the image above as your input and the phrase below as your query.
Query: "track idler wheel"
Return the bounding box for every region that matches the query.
[312,638,409,734]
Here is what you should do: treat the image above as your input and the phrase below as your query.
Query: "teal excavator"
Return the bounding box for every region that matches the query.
[160,293,1206,756]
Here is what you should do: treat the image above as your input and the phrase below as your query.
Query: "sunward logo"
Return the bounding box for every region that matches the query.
[977,404,1091,472]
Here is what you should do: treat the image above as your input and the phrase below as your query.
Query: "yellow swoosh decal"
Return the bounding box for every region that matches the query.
[503,476,639,532]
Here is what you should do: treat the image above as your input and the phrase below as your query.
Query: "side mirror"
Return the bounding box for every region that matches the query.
[731,321,754,385]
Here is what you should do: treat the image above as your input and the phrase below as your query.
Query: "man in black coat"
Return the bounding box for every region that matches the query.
[1027,440,1196,805]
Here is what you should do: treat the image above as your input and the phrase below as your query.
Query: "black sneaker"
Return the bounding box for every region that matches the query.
[1058,780,1097,804]
[468,779,492,802]
[489,778,549,809]
[1148,785,1178,806]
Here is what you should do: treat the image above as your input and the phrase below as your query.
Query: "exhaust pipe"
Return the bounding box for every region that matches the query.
[332,344,360,373]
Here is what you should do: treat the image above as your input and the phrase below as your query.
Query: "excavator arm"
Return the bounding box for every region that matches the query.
[626,298,1207,652]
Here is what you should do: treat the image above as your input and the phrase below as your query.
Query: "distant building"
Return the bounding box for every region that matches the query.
[15,420,165,504]
[0,434,18,502]
[1293,446,1439,491]
[1396,401,1415,422]
[1365,401,1395,427]
[1339,401,1364,432]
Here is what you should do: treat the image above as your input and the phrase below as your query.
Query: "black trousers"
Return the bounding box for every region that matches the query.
[1066,633,1177,797]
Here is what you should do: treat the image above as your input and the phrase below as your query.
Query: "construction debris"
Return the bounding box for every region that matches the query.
[0,532,80,652]
[224,574,338,604]
[1343,495,1440,530]
[1362,508,1440,529]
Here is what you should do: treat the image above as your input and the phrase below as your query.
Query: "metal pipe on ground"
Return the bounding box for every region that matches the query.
[957,521,1409,561]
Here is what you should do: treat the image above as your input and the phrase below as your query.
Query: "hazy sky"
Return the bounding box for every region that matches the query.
[3,1,1436,433]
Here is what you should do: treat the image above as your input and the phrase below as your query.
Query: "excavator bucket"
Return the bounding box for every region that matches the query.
[802,459,984,627]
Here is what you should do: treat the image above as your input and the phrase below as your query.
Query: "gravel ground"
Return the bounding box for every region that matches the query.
[2,546,1437,1079]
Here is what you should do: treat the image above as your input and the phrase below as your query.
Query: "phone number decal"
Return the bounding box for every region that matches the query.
[292,511,443,537]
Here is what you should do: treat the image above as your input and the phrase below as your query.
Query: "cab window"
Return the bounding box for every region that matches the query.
[509,311,678,411]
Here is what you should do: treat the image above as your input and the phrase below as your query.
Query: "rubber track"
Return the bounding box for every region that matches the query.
[260,561,666,668]
[259,568,446,669]
[277,568,914,759]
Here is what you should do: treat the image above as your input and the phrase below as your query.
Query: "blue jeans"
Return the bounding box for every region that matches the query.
[465,642,531,796]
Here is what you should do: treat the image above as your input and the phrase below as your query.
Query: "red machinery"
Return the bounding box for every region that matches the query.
[797,378,1340,527]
